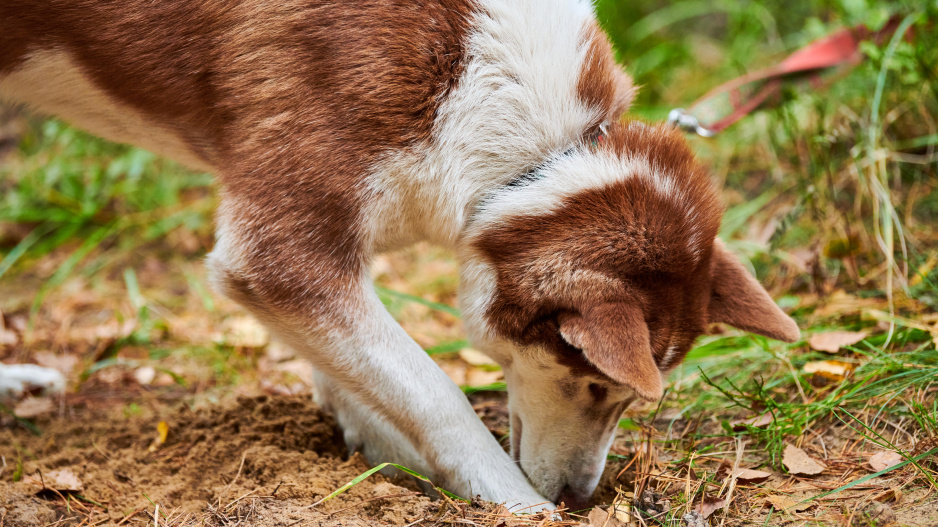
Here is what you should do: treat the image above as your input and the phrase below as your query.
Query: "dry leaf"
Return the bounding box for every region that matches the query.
[439,362,466,385]
[134,366,157,385]
[219,316,269,348]
[731,413,774,430]
[732,468,773,483]
[808,331,868,353]
[587,507,622,527]
[149,421,170,452]
[34,351,79,376]
[782,444,826,476]
[13,396,55,418]
[275,359,314,385]
[0,325,17,346]
[803,360,854,381]
[265,340,295,362]
[764,495,810,512]
[465,368,503,387]
[458,348,497,366]
[23,468,83,493]
[694,497,726,519]
[869,451,904,472]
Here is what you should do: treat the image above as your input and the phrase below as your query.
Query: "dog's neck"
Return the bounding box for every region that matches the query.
[362,0,632,255]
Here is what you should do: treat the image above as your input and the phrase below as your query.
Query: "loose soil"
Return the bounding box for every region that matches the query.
[1,395,444,526]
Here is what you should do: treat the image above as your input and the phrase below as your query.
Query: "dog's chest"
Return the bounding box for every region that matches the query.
[0,50,213,172]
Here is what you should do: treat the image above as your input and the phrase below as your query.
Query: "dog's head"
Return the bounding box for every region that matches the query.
[458,121,798,508]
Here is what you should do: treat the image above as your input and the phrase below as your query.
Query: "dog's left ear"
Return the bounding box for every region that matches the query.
[558,303,663,401]
[708,240,800,342]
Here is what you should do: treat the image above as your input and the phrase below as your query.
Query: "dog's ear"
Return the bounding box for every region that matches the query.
[708,240,800,342]
[558,303,663,401]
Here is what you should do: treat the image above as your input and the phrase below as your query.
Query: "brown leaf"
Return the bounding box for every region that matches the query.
[808,331,868,353]
[803,360,854,381]
[465,368,503,387]
[34,351,79,376]
[764,495,810,512]
[458,348,497,366]
[869,451,904,472]
[694,497,726,519]
[219,315,269,348]
[730,413,774,430]
[23,468,83,493]
[588,507,623,527]
[782,444,826,476]
[13,396,55,418]
[732,468,773,483]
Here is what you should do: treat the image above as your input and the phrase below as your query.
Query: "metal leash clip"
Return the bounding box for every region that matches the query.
[667,108,717,138]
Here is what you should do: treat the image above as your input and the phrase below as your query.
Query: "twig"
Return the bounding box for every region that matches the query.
[217,452,247,508]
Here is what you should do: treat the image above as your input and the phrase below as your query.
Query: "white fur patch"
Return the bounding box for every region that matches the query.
[363,0,605,252]
[0,50,213,172]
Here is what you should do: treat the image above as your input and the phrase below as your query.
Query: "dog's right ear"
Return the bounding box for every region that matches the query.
[708,240,800,342]
[558,303,663,401]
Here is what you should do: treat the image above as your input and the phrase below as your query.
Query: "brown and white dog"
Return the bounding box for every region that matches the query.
[0,0,799,510]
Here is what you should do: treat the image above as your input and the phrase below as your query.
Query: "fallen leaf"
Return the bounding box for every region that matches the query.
[133,366,156,385]
[265,340,295,362]
[803,360,854,381]
[23,468,83,492]
[694,497,726,519]
[808,331,868,353]
[219,315,269,348]
[34,351,79,376]
[588,507,622,527]
[458,348,497,366]
[275,359,314,385]
[0,326,16,346]
[869,451,904,472]
[465,368,503,387]
[782,444,826,476]
[732,468,773,483]
[149,421,170,452]
[681,511,706,527]
[14,396,55,418]
[730,413,774,430]
[764,495,810,512]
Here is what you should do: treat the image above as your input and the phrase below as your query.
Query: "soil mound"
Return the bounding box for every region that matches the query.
[1,395,436,526]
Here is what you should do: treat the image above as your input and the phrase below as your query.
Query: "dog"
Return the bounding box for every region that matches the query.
[0,0,799,510]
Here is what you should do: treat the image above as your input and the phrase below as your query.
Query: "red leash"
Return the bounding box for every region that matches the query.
[668,15,913,137]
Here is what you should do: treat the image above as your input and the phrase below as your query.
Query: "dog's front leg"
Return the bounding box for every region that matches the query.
[208,206,547,510]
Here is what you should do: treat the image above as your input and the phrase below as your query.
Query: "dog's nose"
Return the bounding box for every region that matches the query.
[556,485,590,511]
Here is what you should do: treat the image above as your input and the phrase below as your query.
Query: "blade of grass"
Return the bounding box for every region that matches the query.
[375,285,460,318]
[0,223,53,280]
[424,340,469,355]
[311,462,467,507]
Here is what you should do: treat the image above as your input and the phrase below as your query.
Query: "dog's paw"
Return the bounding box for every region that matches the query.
[0,364,66,401]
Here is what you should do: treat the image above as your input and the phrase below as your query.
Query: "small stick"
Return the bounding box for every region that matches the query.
[217,452,247,508]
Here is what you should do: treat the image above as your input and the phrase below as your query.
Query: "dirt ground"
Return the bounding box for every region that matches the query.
[3,390,937,527]
[1,394,470,527]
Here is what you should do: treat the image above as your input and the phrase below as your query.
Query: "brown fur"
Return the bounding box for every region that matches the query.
[577,22,636,122]
[0,0,476,319]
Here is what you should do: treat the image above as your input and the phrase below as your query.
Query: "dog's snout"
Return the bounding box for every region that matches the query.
[555,485,590,511]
